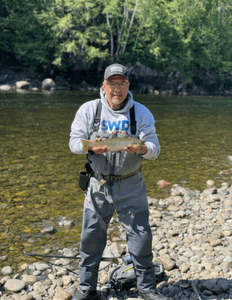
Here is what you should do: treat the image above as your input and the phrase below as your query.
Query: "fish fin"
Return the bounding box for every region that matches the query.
[81,139,89,153]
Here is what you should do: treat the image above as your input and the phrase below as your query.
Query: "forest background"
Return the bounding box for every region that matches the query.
[1,0,232,92]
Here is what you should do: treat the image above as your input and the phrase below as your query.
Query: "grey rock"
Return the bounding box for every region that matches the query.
[53,286,72,300]
[41,226,55,234]
[227,156,232,163]
[48,288,55,298]
[4,279,26,292]
[219,189,229,196]
[0,276,11,284]
[54,278,63,287]
[20,295,34,300]
[207,296,218,300]
[35,263,49,271]
[206,180,215,187]
[168,286,180,298]
[33,281,48,296]
[21,274,37,285]
[171,186,189,197]
[162,286,169,296]
[157,255,175,271]
[28,292,43,300]
[42,78,56,90]
[15,81,31,89]
[0,84,12,91]
[222,182,230,188]
[0,256,8,261]
[10,295,21,300]
[33,270,41,276]
[206,214,214,220]
[65,285,78,297]
[108,242,125,257]
[1,266,13,275]
[59,219,74,228]
[203,290,213,296]
[56,267,68,276]
[216,278,230,292]
[28,264,36,271]
[183,250,195,258]
[201,279,221,294]
[202,188,217,196]
[13,273,20,279]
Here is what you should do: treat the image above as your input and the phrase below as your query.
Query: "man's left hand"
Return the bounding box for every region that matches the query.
[122,144,147,155]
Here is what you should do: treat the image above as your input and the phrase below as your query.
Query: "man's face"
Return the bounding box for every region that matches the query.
[102,75,130,109]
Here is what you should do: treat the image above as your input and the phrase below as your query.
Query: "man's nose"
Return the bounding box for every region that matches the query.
[114,83,120,89]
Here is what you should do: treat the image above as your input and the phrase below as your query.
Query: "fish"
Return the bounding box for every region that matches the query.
[81,137,145,153]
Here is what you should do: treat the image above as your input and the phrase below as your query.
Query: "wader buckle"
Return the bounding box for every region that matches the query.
[106,175,121,182]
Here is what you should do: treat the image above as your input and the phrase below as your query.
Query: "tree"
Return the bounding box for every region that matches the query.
[51,0,109,70]
[1,0,232,80]
[137,0,232,79]
[103,0,142,61]
[0,0,55,71]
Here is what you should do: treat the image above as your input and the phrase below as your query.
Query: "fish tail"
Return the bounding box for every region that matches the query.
[81,139,89,153]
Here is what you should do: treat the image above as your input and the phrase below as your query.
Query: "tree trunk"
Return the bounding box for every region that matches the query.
[106,12,114,61]
[121,0,140,54]
[115,1,128,58]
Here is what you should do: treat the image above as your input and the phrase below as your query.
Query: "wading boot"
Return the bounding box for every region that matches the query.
[72,290,98,300]
[138,291,172,300]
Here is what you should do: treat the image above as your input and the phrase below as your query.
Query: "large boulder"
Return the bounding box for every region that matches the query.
[0,84,11,91]
[42,78,56,90]
[15,81,31,89]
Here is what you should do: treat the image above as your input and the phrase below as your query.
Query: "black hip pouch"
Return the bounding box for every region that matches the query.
[78,163,93,190]
[78,171,91,190]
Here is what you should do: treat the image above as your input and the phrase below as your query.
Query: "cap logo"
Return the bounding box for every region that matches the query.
[111,66,123,73]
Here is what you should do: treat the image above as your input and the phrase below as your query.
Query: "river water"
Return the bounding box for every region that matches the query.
[0,90,232,268]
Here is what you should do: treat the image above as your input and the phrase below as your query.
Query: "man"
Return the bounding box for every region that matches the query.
[69,64,170,300]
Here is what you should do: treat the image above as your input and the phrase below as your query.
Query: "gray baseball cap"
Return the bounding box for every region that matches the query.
[104,64,129,81]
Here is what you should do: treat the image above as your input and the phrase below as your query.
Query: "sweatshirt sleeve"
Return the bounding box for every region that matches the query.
[69,100,98,154]
[137,104,160,160]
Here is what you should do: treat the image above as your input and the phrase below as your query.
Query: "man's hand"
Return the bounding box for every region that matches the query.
[122,144,147,155]
[88,138,109,154]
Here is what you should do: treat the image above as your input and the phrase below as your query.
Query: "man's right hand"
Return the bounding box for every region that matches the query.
[88,138,109,154]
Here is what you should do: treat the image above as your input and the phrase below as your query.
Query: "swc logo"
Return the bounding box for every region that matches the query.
[101,120,129,133]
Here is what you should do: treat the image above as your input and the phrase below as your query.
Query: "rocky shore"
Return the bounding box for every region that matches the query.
[1,63,232,95]
[1,166,232,300]
[0,66,73,92]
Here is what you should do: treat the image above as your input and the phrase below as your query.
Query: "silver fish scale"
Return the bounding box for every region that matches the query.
[90,137,144,152]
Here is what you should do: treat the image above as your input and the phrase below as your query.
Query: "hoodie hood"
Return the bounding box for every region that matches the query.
[100,86,135,114]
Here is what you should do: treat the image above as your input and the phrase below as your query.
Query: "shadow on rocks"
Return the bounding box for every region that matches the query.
[157,277,232,300]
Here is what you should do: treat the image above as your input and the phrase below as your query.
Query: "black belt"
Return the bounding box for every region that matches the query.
[100,169,139,183]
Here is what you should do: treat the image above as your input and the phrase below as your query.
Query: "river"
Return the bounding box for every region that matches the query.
[0,90,232,269]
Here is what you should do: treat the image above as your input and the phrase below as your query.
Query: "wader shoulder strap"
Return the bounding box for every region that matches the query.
[93,100,136,134]
[129,105,136,135]
[93,100,102,132]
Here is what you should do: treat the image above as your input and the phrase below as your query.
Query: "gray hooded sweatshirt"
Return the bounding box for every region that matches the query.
[69,88,160,176]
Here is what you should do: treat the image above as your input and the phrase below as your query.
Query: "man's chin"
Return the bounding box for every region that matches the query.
[112,97,124,104]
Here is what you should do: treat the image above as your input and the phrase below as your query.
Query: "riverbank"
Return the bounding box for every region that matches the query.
[1,175,232,300]
[1,64,232,96]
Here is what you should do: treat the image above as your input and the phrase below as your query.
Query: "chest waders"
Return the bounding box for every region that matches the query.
[78,99,157,294]
[78,100,138,190]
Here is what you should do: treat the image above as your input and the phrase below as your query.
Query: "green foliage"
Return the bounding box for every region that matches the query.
[0,0,55,71]
[52,0,108,69]
[1,0,232,78]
